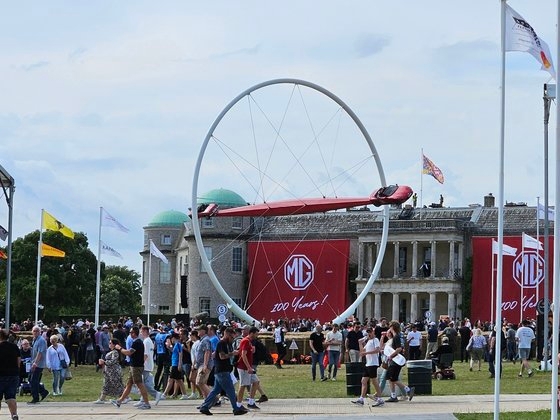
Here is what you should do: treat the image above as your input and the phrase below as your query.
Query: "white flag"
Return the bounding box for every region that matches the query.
[100,240,123,259]
[101,208,129,233]
[537,203,555,220]
[492,239,517,257]
[0,225,7,241]
[505,4,556,80]
[149,239,168,264]
[522,232,543,251]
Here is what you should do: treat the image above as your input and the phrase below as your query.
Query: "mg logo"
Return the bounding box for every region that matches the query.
[284,254,314,290]
[512,251,544,288]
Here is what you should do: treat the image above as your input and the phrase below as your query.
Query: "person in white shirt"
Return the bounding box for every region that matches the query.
[515,319,535,378]
[325,324,343,381]
[351,328,384,408]
[406,324,422,360]
[137,326,163,406]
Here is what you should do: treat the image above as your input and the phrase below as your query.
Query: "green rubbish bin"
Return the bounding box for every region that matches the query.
[345,362,365,396]
[406,360,432,395]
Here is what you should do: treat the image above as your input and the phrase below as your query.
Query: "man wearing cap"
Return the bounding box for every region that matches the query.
[425,322,439,359]
[429,336,453,373]
[351,327,384,407]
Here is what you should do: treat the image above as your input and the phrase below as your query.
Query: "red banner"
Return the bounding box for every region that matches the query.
[471,236,553,324]
[247,240,349,323]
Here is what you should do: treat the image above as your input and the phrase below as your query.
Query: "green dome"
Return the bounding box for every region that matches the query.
[198,188,247,209]
[148,210,188,227]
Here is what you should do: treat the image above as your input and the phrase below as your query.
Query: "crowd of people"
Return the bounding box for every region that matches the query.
[0,313,542,417]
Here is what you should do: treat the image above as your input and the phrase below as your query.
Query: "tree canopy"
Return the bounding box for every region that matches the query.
[0,230,141,322]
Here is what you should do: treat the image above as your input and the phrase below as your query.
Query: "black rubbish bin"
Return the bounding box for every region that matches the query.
[406,360,432,395]
[345,362,364,396]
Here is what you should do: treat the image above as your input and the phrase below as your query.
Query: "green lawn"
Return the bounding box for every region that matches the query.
[28,358,554,402]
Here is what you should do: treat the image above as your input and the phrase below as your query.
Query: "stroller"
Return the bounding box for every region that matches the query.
[18,357,46,396]
[18,357,32,396]
[432,352,456,380]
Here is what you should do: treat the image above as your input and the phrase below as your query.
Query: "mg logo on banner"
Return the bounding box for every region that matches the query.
[512,251,544,288]
[284,254,314,290]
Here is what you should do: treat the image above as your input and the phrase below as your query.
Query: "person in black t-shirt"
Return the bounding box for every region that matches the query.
[111,326,151,410]
[345,323,362,363]
[309,325,326,381]
[199,328,247,416]
[0,329,20,419]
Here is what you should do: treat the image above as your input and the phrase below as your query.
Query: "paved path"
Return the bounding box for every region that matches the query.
[9,394,552,419]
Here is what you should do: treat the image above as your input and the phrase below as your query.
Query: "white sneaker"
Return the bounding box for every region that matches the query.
[187,393,198,399]
[93,399,105,404]
[180,395,189,400]
[133,401,145,407]
[137,402,151,410]
[155,392,163,406]
[372,398,385,407]
[122,397,132,404]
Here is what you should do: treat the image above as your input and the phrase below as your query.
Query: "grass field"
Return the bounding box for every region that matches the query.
[27,358,555,406]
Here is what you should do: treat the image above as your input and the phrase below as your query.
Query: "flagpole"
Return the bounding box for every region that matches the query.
[35,210,44,325]
[536,199,540,308]
[420,148,424,210]
[493,2,507,417]
[543,83,553,374]
[520,237,525,323]
[95,207,103,327]
[147,244,152,327]
[491,246,495,327]
[551,0,560,413]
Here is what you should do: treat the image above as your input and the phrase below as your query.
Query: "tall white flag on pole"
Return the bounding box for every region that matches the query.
[149,240,169,264]
[101,208,129,233]
[504,4,556,79]
[492,239,517,257]
[100,241,123,259]
[537,202,555,220]
[522,232,544,250]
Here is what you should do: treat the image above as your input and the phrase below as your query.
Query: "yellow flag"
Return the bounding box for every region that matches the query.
[42,210,74,239]
[41,243,65,258]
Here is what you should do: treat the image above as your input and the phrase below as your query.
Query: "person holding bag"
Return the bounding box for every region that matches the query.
[46,335,70,396]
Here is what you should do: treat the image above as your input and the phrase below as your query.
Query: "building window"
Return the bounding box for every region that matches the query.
[162,234,172,245]
[142,260,147,285]
[232,247,243,273]
[159,305,170,311]
[232,217,243,229]
[398,246,407,274]
[200,246,212,273]
[232,297,243,308]
[200,297,211,314]
[159,261,171,284]
[202,218,214,228]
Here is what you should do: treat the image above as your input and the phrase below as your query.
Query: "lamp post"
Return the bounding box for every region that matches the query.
[542,83,554,371]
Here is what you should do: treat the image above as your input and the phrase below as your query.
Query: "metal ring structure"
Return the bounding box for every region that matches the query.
[191,78,390,326]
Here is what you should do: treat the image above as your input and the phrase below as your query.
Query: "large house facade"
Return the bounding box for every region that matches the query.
[140,190,544,324]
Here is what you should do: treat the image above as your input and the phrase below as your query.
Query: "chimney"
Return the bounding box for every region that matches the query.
[484,193,495,208]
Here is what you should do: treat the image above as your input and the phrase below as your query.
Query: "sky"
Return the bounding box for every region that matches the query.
[0,1,558,274]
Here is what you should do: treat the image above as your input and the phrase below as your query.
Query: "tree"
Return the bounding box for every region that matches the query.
[100,265,141,314]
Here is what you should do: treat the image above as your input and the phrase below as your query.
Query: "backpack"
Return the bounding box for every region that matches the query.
[254,339,272,365]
